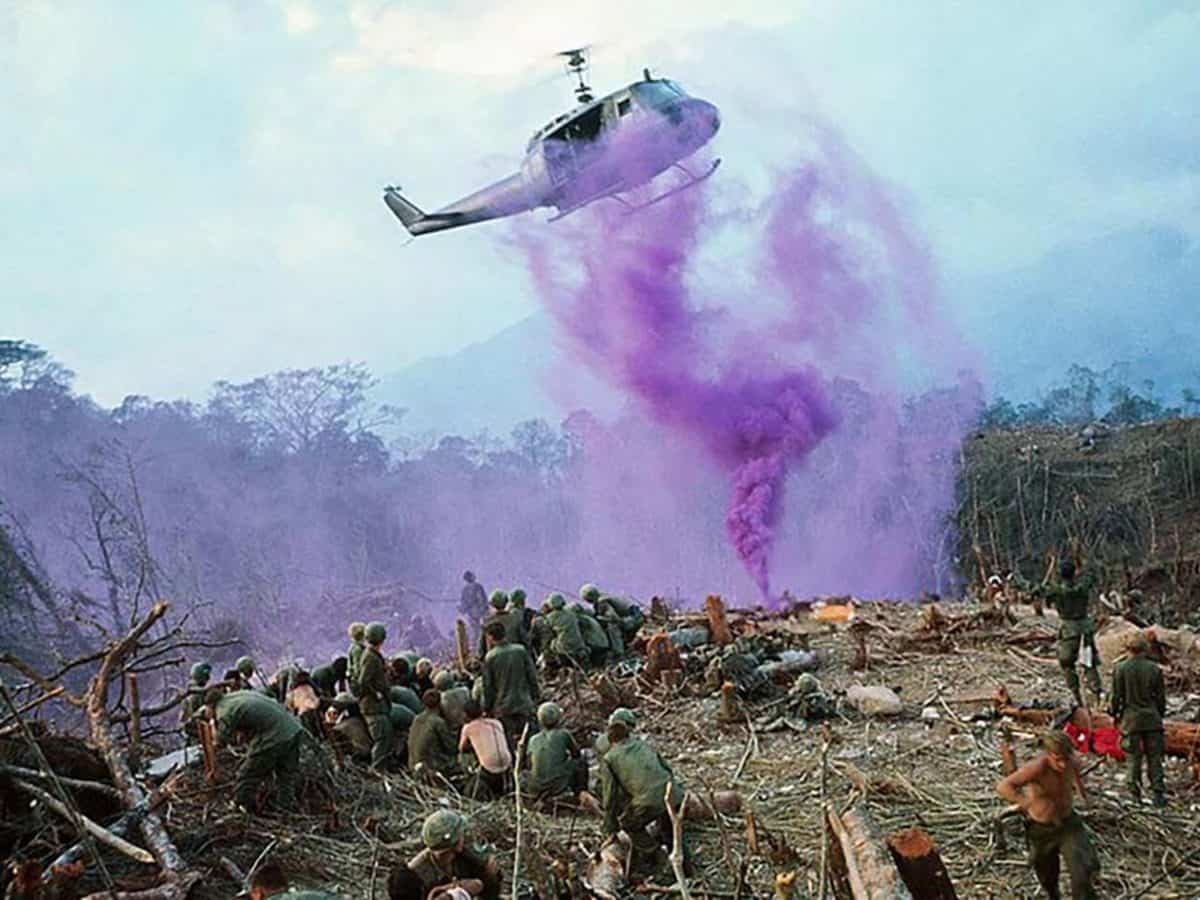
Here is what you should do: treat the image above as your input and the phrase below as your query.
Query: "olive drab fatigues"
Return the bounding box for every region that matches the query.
[1111,654,1166,799]
[528,727,586,799]
[407,846,500,900]
[407,709,459,777]
[1025,813,1100,900]
[1036,573,1102,698]
[213,691,304,811]
[482,643,540,746]
[573,606,611,666]
[389,685,423,714]
[460,580,488,622]
[477,610,509,658]
[356,646,393,769]
[309,663,341,698]
[539,608,588,669]
[347,639,366,689]
[601,736,688,874]
[180,682,207,741]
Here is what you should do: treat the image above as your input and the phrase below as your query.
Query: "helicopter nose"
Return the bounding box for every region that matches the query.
[683,99,720,138]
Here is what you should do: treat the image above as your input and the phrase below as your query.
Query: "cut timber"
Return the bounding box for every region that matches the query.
[718,681,741,723]
[826,805,913,900]
[887,828,958,900]
[455,617,470,669]
[10,778,154,865]
[705,595,734,645]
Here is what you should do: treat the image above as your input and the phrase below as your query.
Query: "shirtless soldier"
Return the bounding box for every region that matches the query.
[996,731,1099,900]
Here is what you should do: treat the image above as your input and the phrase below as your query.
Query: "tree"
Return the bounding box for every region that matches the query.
[207,363,404,456]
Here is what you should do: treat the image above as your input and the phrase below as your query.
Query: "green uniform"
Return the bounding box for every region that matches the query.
[504,608,530,647]
[406,846,499,900]
[528,727,586,799]
[213,691,304,810]
[602,595,645,637]
[347,639,366,689]
[180,683,207,741]
[333,715,372,758]
[1025,813,1099,900]
[356,646,393,769]
[1111,654,1166,800]
[597,609,625,659]
[1036,572,1102,698]
[601,735,687,874]
[389,685,423,714]
[482,643,540,742]
[572,605,611,665]
[539,608,588,667]
[309,664,341,698]
[407,709,458,776]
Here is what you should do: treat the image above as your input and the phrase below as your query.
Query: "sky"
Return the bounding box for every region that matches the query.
[3,1,1198,407]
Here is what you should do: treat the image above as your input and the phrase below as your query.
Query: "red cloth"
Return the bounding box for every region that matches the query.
[1062,723,1125,760]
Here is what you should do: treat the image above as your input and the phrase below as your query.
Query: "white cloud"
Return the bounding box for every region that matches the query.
[283,2,319,35]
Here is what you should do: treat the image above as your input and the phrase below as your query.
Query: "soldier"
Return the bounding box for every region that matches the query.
[234,656,259,691]
[600,708,689,878]
[263,665,299,703]
[459,571,488,629]
[202,687,304,813]
[1032,557,1102,705]
[481,622,540,748]
[249,861,344,899]
[435,671,471,733]
[357,622,394,770]
[572,603,611,668]
[328,693,372,762]
[536,593,588,671]
[527,702,587,802]
[394,810,500,900]
[996,730,1099,900]
[501,592,530,648]
[346,622,367,688]
[388,655,415,689]
[286,670,323,738]
[310,657,349,698]
[476,591,509,659]
[791,673,836,720]
[1111,632,1167,806]
[179,662,212,741]
[458,699,512,799]
[390,682,424,715]
[413,657,436,695]
[408,690,460,782]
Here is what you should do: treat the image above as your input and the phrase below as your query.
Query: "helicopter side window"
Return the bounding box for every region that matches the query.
[549,104,604,143]
[617,97,632,116]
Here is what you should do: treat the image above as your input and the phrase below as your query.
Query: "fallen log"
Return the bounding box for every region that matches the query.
[10,778,155,865]
[85,601,194,893]
[826,805,913,900]
[0,763,121,799]
[887,828,957,900]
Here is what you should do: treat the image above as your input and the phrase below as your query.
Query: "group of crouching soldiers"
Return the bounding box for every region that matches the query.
[180,582,688,898]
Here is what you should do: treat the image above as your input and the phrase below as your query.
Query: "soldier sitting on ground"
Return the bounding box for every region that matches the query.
[327,693,372,763]
[526,701,588,804]
[391,810,500,900]
[790,673,837,720]
[436,670,471,734]
[458,699,512,800]
[408,690,461,783]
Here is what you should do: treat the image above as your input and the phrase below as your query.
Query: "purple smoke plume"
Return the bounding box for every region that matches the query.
[515,113,980,601]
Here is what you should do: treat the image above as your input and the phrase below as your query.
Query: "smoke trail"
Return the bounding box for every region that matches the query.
[515,115,979,602]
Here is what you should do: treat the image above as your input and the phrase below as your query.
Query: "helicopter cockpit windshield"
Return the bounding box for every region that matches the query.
[631,79,685,109]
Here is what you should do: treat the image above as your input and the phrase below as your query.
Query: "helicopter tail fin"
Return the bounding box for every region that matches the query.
[382,186,427,234]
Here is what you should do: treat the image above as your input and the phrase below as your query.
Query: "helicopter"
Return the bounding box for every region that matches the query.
[382,48,721,237]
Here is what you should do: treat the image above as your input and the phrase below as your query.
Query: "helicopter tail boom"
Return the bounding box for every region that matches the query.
[382,186,461,236]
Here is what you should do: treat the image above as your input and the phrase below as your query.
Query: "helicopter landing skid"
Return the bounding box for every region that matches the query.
[624,157,722,213]
[546,158,721,223]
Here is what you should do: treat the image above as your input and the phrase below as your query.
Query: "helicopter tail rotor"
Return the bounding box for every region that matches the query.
[382,186,427,234]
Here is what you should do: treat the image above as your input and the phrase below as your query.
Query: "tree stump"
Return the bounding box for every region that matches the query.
[887,828,958,900]
[705,595,734,646]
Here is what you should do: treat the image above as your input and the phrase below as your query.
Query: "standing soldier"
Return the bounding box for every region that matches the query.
[600,708,689,878]
[180,662,212,741]
[506,589,533,648]
[346,622,367,688]
[357,622,394,770]
[481,622,540,748]
[477,591,510,659]
[1032,556,1102,705]
[459,571,488,633]
[202,687,304,814]
[996,730,1099,900]
[1111,632,1167,806]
